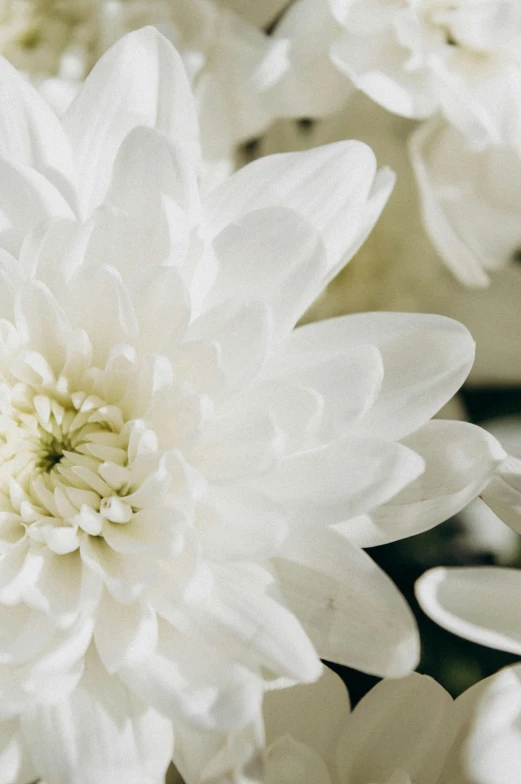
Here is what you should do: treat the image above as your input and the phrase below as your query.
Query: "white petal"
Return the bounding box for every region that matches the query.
[261,342,384,444]
[344,421,505,547]
[256,435,424,525]
[337,673,454,784]
[276,528,420,677]
[481,455,521,536]
[197,486,287,561]
[210,206,327,336]
[0,717,36,784]
[180,562,323,684]
[416,566,521,655]
[188,299,273,399]
[264,666,350,761]
[280,312,475,441]
[21,647,173,784]
[191,405,285,482]
[0,159,74,256]
[106,126,200,266]
[120,618,263,731]
[265,736,332,784]
[94,594,158,674]
[206,140,392,279]
[464,663,521,784]
[63,27,200,215]
[0,55,74,187]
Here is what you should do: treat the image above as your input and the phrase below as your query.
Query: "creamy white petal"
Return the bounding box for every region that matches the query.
[264,666,350,762]
[256,435,424,525]
[206,141,392,278]
[337,673,454,784]
[276,528,420,677]
[464,663,521,784]
[63,27,200,215]
[416,566,521,655]
[481,455,521,536]
[0,54,74,188]
[120,618,263,731]
[279,312,475,441]
[21,647,173,784]
[210,207,327,336]
[0,159,74,257]
[343,421,505,547]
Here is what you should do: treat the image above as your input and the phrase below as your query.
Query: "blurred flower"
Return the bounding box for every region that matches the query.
[411,118,521,287]
[327,0,521,150]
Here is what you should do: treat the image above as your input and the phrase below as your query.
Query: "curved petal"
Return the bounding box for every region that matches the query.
[416,566,521,655]
[264,666,350,761]
[0,159,75,256]
[210,206,327,336]
[337,673,454,784]
[279,312,475,441]
[265,736,332,784]
[21,647,173,784]
[0,55,74,187]
[120,618,263,731]
[481,455,521,536]
[205,140,393,279]
[256,435,424,525]
[464,663,521,784]
[63,27,200,215]
[343,421,505,547]
[276,528,420,677]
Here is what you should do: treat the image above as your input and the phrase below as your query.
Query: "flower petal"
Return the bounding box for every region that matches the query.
[0,55,74,188]
[256,435,424,525]
[210,206,327,335]
[206,140,393,280]
[337,673,454,784]
[63,27,200,215]
[276,528,420,677]
[343,421,505,547]
[416,566,521,655]
[280,312,475,441]
[21,647,173,784]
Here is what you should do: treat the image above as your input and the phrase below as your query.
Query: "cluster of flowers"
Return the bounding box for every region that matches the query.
[0,1,520,783]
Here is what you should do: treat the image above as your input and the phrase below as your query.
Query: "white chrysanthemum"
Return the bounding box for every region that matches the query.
[171,667,497,784]
[0,26,506,782]
[272,0,521,149]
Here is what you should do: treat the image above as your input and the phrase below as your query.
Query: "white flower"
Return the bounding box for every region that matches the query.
[410,118,521,287]
[0,25,505,779]
[327,0,521,149]
[172,666,497,784]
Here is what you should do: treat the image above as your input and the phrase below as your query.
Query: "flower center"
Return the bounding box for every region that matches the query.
[0,350,156,552]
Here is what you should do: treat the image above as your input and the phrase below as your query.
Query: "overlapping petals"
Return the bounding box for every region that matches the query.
[0,23,506,783]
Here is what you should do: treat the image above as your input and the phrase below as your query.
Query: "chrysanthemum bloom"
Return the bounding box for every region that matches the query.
[0,26,505,782]
[171,666,502,784]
